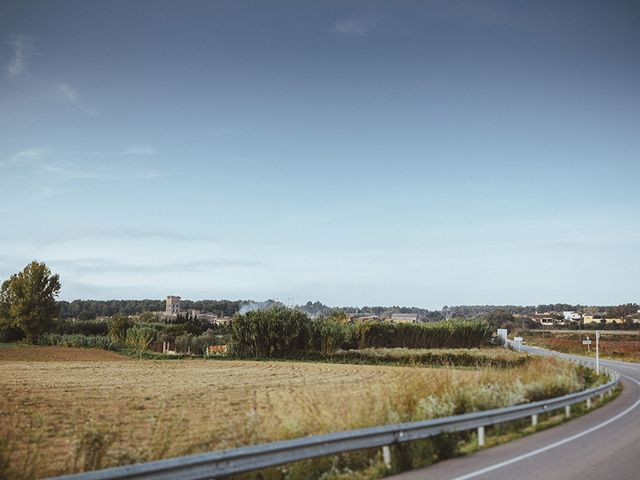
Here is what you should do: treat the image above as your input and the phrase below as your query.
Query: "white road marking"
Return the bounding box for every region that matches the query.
[449,374,640,480]
[519,343,640,371]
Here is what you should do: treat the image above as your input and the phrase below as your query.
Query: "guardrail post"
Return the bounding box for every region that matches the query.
[382,445,391,469]
[586,397,592,409]
[477,426,485,447]
[565,405,571,418]
[599,392,604,402]
[531,414,538,427]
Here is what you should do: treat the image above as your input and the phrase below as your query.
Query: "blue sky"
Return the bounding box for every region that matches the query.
[1,1,639,308]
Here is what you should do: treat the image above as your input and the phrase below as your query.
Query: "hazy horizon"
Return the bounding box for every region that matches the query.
[2,1,639,308]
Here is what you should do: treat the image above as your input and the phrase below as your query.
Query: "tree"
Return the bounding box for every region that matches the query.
[0,261,61,343]
[108,314,133,344]
[485,309,515,329]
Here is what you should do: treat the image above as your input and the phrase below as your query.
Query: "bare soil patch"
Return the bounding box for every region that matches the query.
[0,344,131,362]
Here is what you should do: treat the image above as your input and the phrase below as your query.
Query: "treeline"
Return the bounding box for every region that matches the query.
[49,315,227,338]
[446,303,640,318]
[57,299,244,320]
[445,305,578,317]
[58,300,164,319]
[335,305,445,321]
[55,299,639,323]
[229,307,493,358]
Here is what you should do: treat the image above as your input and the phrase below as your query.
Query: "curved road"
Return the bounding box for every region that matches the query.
[391,344,640,480]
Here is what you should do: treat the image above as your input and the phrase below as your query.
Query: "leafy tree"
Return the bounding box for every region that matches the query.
[125,326,156,358]
[484,309,515,329]
[108,314,133,344]
[0,261,61,343]
[608,303,639,319]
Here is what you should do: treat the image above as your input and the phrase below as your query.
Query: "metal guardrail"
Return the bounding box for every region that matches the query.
[51,354,619,480]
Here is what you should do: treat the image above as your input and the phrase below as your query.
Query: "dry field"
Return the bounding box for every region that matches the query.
[0,345,583,479]
[522,331,640,362]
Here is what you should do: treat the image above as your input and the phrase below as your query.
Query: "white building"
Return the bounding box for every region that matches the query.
[562,311,582,322]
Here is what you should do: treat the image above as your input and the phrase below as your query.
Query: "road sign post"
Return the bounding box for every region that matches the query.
[596,330,600,376]
[497,329,508,343]
[513,336,523,352]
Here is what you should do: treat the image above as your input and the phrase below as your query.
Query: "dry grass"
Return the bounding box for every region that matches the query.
[522,331,640,362]
[0,346,583,479]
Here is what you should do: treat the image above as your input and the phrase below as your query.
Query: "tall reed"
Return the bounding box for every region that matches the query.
[229,308,493,358]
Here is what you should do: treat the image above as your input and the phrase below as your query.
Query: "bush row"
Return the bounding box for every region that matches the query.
[229,307,494,358]
[352,320,493,349]
[36,333,119,351]
[332,348,528,368]
[36,329,226,357]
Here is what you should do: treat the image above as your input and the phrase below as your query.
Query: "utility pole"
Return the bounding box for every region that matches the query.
[596,330,600,375]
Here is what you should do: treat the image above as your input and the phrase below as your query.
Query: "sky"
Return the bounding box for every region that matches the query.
[1,1,639,308]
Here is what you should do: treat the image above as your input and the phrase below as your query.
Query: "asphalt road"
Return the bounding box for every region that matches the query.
[390,344,640,480]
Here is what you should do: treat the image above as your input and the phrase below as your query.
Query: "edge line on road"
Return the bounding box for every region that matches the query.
[449,373,640,480]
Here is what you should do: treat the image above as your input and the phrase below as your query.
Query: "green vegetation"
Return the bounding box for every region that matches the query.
[56,299,243,320]
[352,319,492,349]
[0,261,61,343]
[36,333,118,351]
[229,308,493,358]
[328,348,528,368]
[229,307,311,357]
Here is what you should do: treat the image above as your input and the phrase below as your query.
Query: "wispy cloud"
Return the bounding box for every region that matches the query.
[331,17,381,36]
[58,82,79,103]
[5,34,34,78]
[125,145,156,156]
[56,82,97,115]
[0,147,46,167]
[2,147,165,182]
[2,147,104,179]
[39,163,104,179]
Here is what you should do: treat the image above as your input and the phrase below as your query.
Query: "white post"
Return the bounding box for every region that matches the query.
[477,426,485,447]
[565,405,571,418]
[596,331,600,376]
[382,445,391,469]
[586,397,592,409]
[600,393,604,402]
[532,414,538,427]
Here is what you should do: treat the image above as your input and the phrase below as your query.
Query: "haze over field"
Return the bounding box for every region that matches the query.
[1,1,639,307]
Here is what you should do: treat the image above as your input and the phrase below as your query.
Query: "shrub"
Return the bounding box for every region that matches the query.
[229,307,310,357]
[0,325,25,342]
[108,315,133,344]
[307,318,353,355]
[229,309,493,357]
[125,326,156,356]
[53,319,109,336]
[333,348,528,368]
[36,333,118,350]
[353,320,492,349]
